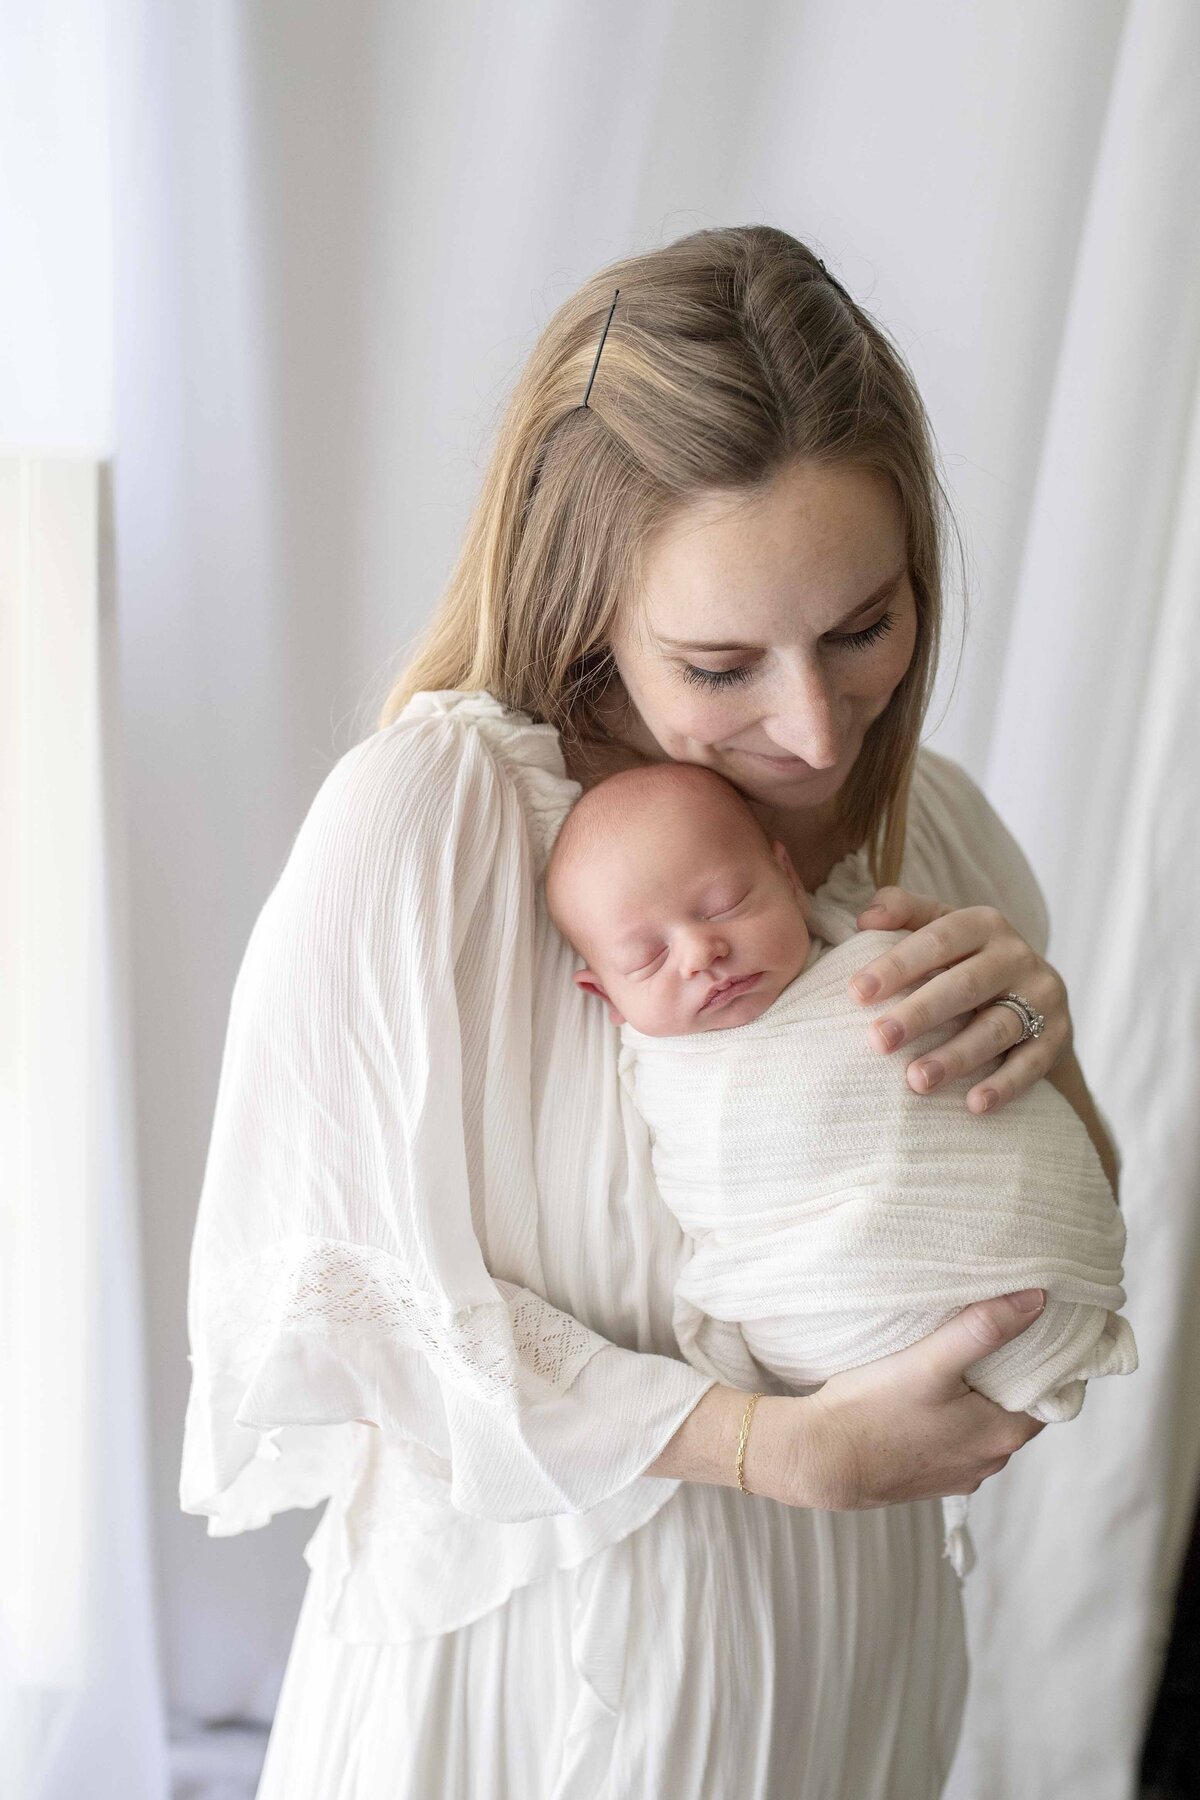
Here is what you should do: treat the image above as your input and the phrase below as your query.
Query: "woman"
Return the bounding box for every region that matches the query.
[180,225,1117,1799]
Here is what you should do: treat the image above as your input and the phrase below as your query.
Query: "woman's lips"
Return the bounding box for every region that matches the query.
[700,971,763,1011]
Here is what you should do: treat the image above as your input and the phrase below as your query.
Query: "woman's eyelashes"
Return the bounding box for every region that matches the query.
[839,609,897,651]
[681,661,752,690]
[678,609,897,688]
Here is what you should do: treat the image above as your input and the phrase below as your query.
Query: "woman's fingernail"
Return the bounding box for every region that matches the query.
[860,903,886,918]
[975,1088,998,1113]
[876,1019,903,1050]
[852,973,880,999]
[915,1060,943,1091]
[1010,1288,1045,1312]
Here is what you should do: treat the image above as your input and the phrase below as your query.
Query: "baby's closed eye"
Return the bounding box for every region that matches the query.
[706,889,751,919]
[627,948,667,977]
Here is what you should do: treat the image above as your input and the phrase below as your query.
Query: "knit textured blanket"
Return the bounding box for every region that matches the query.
[618,898,1138,1578]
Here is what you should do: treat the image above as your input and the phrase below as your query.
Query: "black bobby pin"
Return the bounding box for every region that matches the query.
[580,288,620,409]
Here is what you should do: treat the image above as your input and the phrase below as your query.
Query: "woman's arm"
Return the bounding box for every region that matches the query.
[182,710,718,1535]
[642,1291,1051,1507]
[1043,1045,1120,1200]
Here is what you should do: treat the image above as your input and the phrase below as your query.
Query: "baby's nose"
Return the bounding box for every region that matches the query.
[677,928,731,976]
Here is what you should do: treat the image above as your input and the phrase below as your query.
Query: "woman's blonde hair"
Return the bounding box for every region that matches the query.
[378,224,960,885]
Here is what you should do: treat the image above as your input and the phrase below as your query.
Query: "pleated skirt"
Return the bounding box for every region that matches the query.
[255,1481,968,1800]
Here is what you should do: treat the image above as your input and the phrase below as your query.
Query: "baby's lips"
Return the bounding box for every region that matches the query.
[700,970,762,1011]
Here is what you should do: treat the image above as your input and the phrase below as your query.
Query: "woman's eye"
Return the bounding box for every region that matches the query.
[679,609,897,685]
[680,662,753,690]
[834,609,896,652]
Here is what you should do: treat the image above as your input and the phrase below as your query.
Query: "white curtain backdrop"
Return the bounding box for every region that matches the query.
[5,0,1196,1793]
[0,457,166,1800]
[959,3,1200,1792]
[0,4,166,1798]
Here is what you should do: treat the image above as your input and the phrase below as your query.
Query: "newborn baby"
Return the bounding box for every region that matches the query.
[544,759,1138,1577]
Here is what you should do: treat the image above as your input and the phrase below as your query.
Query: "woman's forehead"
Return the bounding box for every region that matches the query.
[630,462,905,642]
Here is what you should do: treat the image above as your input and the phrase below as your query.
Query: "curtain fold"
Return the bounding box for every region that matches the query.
[946,2,1200,1793]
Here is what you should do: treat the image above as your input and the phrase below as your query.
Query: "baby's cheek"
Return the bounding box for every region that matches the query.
[776,917,811,979]
[763,904,806,959]
[613,977,659,1035]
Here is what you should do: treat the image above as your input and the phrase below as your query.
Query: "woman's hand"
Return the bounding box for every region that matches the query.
[847,887,1070,1115]
[772,1290,1049,1511]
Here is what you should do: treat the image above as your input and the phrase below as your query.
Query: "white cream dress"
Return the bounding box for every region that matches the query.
[179,688,1055,1800]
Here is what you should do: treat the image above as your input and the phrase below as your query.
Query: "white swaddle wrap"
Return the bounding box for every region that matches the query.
[618,895,1138,1578]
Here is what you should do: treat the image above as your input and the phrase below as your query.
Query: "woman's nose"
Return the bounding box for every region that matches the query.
[677,927,731,977]
[765,670,842,767]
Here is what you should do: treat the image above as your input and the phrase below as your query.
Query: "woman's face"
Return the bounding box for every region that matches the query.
[605,458,919,822]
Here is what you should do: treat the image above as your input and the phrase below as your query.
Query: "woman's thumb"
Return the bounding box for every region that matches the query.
[926,1289,1045,1383]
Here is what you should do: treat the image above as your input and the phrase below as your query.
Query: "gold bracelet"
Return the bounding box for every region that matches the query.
[736,1391,763,1495]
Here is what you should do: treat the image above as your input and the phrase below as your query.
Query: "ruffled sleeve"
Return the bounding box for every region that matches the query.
[179,691,714,1537]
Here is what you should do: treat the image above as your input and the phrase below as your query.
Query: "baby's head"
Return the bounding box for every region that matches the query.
[545,762,813,1036]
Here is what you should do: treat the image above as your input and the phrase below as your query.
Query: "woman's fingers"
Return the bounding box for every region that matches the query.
[901,994,1065,1094]
[856,886,949,934]
[850,905,1013,1005]
[859,939,1047,1053]
[871,958,1063,1054]
[848,901,1071,1109]
[964,1033,1066,1115]
[885,986,1068,1106]
[801,1290,1050,1509]
[916,1288,1046,1398]
[903,1000,1026,1090]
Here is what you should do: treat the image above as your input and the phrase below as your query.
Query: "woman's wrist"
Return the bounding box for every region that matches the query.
[641,1383,742,1484]
[641,1382,819,1503]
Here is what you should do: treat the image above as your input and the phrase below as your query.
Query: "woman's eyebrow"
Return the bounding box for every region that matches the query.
[656,565,906,651]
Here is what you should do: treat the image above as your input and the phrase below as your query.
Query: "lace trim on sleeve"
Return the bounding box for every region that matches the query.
[198,1236,607,1413]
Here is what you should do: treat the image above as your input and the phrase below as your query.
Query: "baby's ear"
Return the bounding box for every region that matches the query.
[772,840,812,919]
[573,968,627,1027]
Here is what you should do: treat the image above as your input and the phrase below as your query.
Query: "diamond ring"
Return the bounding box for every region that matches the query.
[992,991,1045,1043]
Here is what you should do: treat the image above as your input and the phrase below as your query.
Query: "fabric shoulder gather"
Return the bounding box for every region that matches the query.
[904,745,1051,958]
[362,688,582,877]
